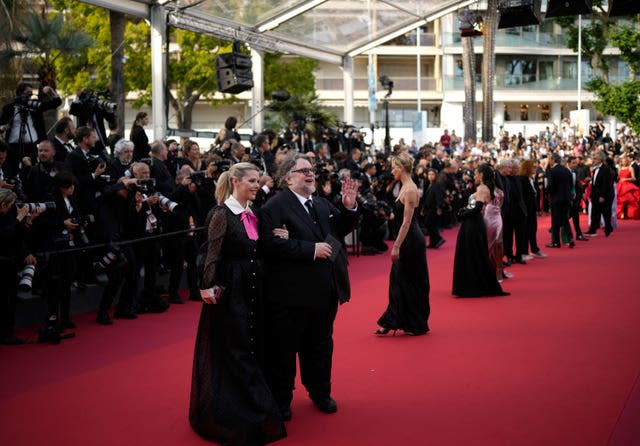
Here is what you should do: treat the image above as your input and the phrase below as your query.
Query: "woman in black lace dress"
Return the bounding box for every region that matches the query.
[190,162,287,445]
[375,152,431,336]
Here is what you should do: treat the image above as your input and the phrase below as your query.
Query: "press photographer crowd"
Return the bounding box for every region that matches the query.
[1,82,640,346]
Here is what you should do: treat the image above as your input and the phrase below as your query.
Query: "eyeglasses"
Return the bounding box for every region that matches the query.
[291,167,315,175]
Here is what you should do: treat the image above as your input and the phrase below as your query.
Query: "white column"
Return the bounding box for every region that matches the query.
[551,102,562,127]
[251,48,264,133]
[150,5,167,141]
[342,55,354,125]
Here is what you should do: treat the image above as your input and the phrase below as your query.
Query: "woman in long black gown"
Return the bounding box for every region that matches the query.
[375,152,430,336]
[452,164,509,298]
[190,162,287,446]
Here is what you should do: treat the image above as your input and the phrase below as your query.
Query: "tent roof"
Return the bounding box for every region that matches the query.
[85,0,476,64]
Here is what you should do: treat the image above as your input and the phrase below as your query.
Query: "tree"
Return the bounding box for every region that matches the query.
[555,1,611,81]
[110,10,126,134]
[15,10,92,89]
[481,0,498,142]
[461,35,477,142]
[0,0,27,104]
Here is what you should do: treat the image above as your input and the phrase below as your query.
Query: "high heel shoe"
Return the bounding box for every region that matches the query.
[374,326,395,336]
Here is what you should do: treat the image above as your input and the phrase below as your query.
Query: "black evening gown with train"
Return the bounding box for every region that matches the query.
[377,200,430,334]
[452,199,508,298]
[189,206,286,446]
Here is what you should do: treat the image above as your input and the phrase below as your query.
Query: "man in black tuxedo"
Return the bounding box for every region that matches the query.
[586,151,613,237]
[52,117,76,163]
[546,153,574,248]
[567,156,588,241]
[259,153,359,421]
[0,83,62,171]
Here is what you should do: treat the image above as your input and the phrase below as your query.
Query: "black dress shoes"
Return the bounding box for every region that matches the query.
[568,241,575,248]
[576,235,589,241]
[1,334,25,345]
[545,243,561,248]
[96,311,113,325]
[311,396,338,414]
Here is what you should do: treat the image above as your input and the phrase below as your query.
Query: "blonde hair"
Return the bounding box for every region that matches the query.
[392,152,414,173]
[0,188,17,206]
[215,162,260,204]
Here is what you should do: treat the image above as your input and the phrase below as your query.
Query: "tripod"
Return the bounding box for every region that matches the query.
[9,106,37,170]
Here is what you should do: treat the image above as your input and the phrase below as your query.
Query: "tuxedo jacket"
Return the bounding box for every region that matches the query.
[52,138,74,163]
[590,164,613,202]
[64,148,103,215]
[546,164,572,205]
[259,188,358,308]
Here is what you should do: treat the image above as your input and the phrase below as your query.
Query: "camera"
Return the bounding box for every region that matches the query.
[87,154,106,171]
[213,159,232,172]
[93,244,127,274]
[70,90,117,116]
[18,265,36,292]
[14,95,41,111]
[157,194,179,213]
[189,171,214,187]
[135,178,156,192]
[16,201,56,214]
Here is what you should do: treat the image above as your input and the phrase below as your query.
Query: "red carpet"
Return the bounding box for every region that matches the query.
[1,215,639,446]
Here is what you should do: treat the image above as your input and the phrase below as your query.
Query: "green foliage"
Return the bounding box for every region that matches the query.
[264,53,317,97]
[588,79,640,133]
[265,91,336,132]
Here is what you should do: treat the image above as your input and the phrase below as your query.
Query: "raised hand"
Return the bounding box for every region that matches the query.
[341,177,359,209]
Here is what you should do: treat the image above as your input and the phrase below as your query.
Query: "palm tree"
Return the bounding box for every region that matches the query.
[0,0,28,104]
[15,10,92,89]
[481,0,499,142]
[461,35,477,142]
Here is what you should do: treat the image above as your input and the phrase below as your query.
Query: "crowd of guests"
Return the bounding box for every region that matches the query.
[2,82,640,445]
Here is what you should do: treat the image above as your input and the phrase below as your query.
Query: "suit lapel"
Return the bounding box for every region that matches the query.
[284,189,324,240]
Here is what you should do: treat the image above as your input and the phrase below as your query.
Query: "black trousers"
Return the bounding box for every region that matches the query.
[550,201,573,244]
[168,235,198,299]
[264,300,338,410]
[502,215,514,259]
[589,198,613,234]
[570,201,584,237]
[0,260,19,339]
[44,253,77,323]
[525,210,540,254]
[425,212,442,247]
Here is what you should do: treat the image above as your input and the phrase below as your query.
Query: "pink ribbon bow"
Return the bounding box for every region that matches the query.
[240,210,259,241]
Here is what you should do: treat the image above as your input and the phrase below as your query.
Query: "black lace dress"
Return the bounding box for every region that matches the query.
[377,200,431,334]
[189,205,286,445]
[452,198,508,297]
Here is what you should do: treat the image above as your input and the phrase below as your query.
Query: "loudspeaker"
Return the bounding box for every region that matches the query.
[545,0,592,18]
[609,0,640,17]
[216,53,253,94]
[498,0,541,29]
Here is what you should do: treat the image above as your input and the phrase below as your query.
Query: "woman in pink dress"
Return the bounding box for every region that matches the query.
[616,156,640,219]
[479,164,506,283]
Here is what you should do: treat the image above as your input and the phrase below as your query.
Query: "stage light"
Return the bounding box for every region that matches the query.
[498,0,541,29]
[545,0,592,18]
[609,0,640,17]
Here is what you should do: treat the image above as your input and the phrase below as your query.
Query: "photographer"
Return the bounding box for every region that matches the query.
[69,88,116,152]
[165,165,202,304]
[0,83,62,171]
[107,139,134,180]
[147,140,176,197]
[359,190,393,255]
[249,133,276,176]
[21,140,64,202]
[126,162,169,314]
[37,171,83,331]
[0,189,38,345]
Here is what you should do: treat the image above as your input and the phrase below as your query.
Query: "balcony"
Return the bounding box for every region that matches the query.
[444,74,596,91]
[443,31,569,48]
[316,77,438,91]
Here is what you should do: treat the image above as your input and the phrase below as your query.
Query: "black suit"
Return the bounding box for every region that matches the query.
[52,137,74,163]
[64,148,104,217]
[259,188,357,412]
[547,163,574,245]
[588,163,613,235]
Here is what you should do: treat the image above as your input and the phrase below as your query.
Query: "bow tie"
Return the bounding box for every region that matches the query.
[240,210,259,241]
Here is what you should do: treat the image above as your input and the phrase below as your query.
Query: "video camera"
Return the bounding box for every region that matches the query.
[14,95,41,112]
[70,89,117,116]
